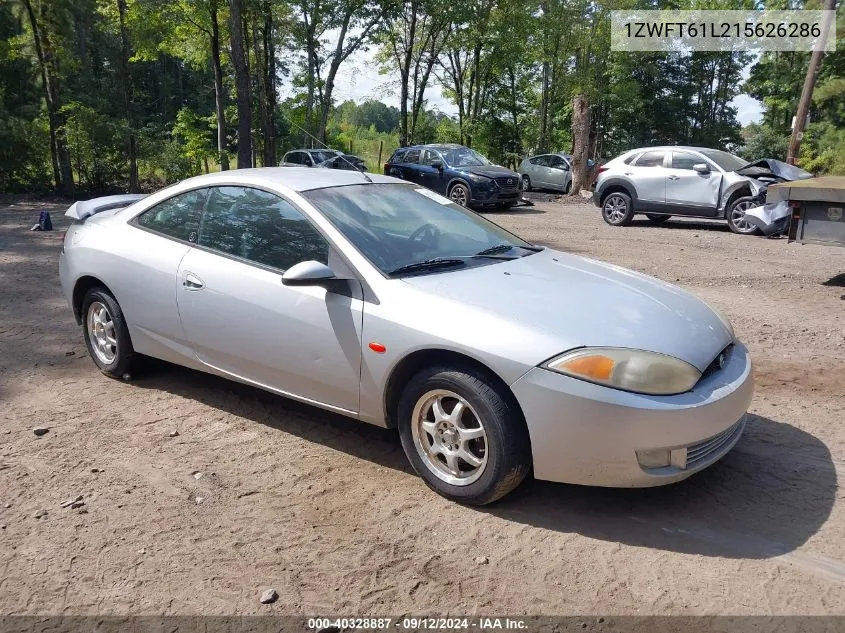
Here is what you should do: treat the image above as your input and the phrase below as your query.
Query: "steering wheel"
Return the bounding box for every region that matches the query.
[408,223,441,247]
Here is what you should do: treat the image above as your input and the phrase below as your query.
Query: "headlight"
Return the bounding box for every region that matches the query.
[466,173,491,184]
[545,347,701,395]
[703,301,735,340]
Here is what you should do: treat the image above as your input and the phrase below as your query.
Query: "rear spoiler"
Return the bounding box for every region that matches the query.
[65,194,148,221]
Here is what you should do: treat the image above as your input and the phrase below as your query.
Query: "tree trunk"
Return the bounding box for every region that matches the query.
[262,1,276,166]
[210,0,229,170]
[229,0,252,168]
[116,0,139,192]
[23,0,72,195]
[570,93,590,195]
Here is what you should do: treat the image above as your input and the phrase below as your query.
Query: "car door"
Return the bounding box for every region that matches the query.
[665,150,721,215]
[528,155,550,187]
[176,185,364,413]
[397,148,422,184]
[123,188,208,363]
[546,155,571,192]
[628,150,667,205]
[419,149,447,194]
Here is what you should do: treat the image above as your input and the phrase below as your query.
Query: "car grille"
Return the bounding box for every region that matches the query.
[686,418,745,469]
[493,176,520,192]
[699,344,733,383]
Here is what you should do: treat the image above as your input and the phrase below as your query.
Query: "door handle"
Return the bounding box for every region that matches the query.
[668,175,681,180]
[182,271,205,290]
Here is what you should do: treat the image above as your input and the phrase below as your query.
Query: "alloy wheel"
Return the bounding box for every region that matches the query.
[449,185,468,207]
[87,301,118,364]
[411,389,488,486]
[730,200,758,234]
[604,195,628,223]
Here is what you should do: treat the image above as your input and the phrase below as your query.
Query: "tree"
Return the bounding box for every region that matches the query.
[229,0,251,167]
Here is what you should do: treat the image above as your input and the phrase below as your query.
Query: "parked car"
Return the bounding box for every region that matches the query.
[519,153,573,193]
[592,146,812,234]
[384,144,522,210]
[60,168,752,505]
[317,153,367,172]
[282,148,343,167]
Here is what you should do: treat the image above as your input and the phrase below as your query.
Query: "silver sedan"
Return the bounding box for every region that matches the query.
[59,168,753,504]
[518,153,573,193]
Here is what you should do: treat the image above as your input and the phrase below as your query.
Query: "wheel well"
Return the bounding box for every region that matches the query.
[447,179,470,194]
[599,184,633,206]
[722,187,752,216]
[72,275,111,324]
[383,348,526,430]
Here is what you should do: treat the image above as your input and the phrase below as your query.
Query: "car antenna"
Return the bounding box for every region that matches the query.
[285,119,373,183]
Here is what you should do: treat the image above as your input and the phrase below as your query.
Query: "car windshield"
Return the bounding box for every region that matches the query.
[440,148,491,168]
[302,184,534,275]
[698,149,748,172]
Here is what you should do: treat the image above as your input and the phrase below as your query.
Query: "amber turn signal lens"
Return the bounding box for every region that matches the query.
[560,355,615,380]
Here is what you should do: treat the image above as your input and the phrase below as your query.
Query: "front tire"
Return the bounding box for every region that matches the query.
[602,191,634,226]
[727,196,762,235]
[81,288,136,378]
[521,174,532,192]
[397,366,532,505]
[448,182,471,208]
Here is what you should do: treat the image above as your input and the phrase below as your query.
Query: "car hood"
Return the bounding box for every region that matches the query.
[734,159,812,182]
[403,249,732,371]
[457,165,519,179]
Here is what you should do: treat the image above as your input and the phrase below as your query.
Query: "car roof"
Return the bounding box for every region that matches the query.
[398,143,465,150]
[285,148,342,154]
[174,167,398,192]
[626,146,725,154]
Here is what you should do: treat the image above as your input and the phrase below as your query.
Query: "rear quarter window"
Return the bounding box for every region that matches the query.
[135,189,207,243]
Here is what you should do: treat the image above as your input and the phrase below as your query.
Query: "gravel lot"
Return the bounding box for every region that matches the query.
[0,196,843,617]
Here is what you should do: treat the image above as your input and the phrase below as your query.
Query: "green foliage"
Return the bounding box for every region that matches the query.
[4,0,842,193]
[739,123,789,162]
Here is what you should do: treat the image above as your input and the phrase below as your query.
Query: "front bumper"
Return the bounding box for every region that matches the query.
[472,186,521,207]
[511,342,753,487]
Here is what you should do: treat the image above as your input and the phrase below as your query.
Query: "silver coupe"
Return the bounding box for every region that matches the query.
[60,168,753,504]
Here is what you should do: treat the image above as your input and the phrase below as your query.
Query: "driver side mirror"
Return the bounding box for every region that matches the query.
[431,161,443,171]
[282,260,341,290]
[693,163,710,174]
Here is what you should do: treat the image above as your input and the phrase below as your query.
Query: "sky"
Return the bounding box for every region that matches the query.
[280,44,765,127]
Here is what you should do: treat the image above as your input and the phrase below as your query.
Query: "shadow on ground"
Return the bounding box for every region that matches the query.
[629,217,732,233]
[822,272,845,287]
[133,361,835,561]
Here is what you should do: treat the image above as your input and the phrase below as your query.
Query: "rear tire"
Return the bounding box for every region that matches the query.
[646,214,671,223]
[727,196,762,235]
[81,288,135,379]
[602,191,634,226]
[397,365,532,505]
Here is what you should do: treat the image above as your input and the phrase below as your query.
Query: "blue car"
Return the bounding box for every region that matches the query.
[383,144,522,210]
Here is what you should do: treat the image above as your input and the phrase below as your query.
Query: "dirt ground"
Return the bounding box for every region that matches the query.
[0,196,844,617]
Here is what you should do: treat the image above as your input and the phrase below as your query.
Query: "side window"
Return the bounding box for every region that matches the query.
[136,188,207,243]
[623,153,640,165]
[390,150,406,164]
[548,155,568,169]
[199,186,329,271]
[530,156,549,166]
[421,149,442,167]
[404,149,421,164]
[634,151,665,168]
[671,152,702,170]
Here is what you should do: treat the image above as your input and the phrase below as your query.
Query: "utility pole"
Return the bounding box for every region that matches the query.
[786,0,837,165]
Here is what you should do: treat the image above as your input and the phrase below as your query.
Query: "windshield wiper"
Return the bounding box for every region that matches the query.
[476,243,544,256]
[388,258,467,276]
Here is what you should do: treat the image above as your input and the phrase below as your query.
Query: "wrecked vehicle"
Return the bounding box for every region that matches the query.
[746,176,845,246]
[593,147,813,235]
